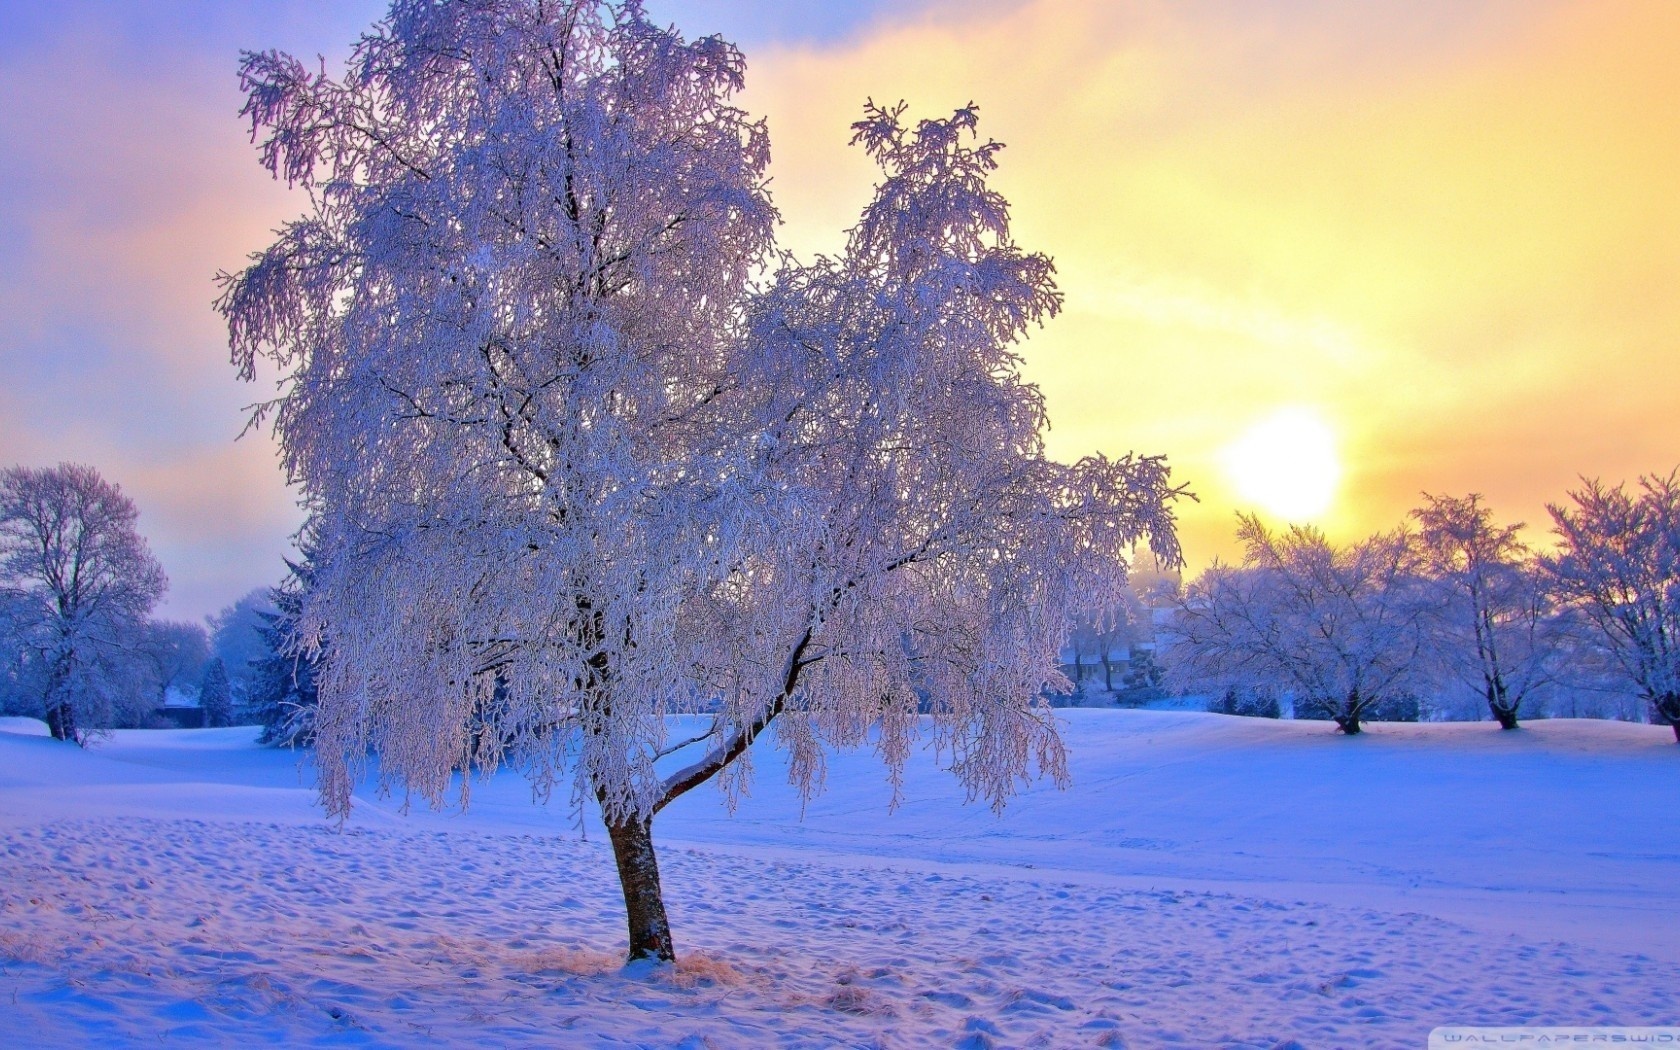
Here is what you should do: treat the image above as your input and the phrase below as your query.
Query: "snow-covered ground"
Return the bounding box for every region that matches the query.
[1,711,1674,1048]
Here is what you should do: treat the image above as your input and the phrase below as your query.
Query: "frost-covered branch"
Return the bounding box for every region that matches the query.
[221,1,1181,963]
[1546,470,1680,739]
[1165,515,1428,733]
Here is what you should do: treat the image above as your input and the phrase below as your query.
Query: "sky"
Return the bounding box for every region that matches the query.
[1,0,1675,622]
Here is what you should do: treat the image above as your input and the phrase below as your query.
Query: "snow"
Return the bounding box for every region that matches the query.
[0,716,49,737]
[2,712,1675,1047]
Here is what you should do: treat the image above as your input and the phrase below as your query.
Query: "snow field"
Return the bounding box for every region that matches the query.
[1,712,1675,1048]
[4,816,1665,1049]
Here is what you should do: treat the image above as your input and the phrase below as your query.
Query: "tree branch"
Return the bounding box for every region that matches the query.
[653,627,814,814]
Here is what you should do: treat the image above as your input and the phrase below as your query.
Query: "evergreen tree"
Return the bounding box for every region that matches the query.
[1117,647,1167,705]
[198,657,232,728]
[207,589,278,713]
[250,558,319,747]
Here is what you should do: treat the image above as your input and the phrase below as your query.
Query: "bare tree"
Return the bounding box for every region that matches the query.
[221,0,1179,963]
[1165,515,1428,734]
[1064,614,1116,698]
[1093,610,1127,695]
[1413,493,1554,729]
[0,463,167,743]
[1546,470,1680,742]
[1068,566,1171,700]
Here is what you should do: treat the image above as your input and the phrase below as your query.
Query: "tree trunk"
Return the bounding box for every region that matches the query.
[1100,652,1113,693]
[45,700,78,743]
[1644,693,1680,743]
[44,655,78,744]
[1333,690,1362,735]
[1660,693,1680,744]
[1486,677,1519,730]
[606,815,675,963]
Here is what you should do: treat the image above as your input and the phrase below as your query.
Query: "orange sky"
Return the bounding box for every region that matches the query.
[1,0,1674,616]
[736,0,1680,567]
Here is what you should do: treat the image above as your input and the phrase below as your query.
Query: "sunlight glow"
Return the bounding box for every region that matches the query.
[1220,407,1341,522]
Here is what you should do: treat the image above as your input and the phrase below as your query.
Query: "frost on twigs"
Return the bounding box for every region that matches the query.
[0,464,168,744]
[219,0,1182,845]
[1164,515,1429,735]
[1546,470,1680,738]
[1413,493,1556,728]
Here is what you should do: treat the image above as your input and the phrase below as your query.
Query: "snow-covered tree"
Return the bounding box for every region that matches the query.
[1064,619,1098,695]
[249,556,320,747]
[1541,622,1647,722]
[140,620,211,703]
[0,590,37,716]
[198,657,233,728]
[1207,684,1280,719]
[207,588,278,711]
[221,0,1179,963]
[1413,493,1554,729]
[1546,470,1680,742]
[1063,559,1173,700]
[1113,559,1174,704]
[701,93,1179,802]
[1084,610,1130,697]
[1120,646,1166,700]
[1165,515,1428,734]
[0,463,167,743]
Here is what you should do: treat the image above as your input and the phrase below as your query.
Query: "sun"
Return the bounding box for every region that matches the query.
[1219,407,1341,522]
